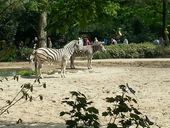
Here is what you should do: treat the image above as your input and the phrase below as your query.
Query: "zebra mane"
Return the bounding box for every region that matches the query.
[64,40,78,48]
[93,41,104,46]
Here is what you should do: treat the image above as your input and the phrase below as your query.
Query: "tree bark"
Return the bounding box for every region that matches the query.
[38,11,47,48]
[162,0,169,45]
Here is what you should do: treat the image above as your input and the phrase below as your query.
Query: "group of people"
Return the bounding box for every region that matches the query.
[78,37,101,46]
[103,28,129,45]
[153,37,164,45]
[110,38,129,45]
[32,33,128,49]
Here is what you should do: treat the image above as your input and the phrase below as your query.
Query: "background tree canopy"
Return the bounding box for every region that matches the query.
[0,0,170,48]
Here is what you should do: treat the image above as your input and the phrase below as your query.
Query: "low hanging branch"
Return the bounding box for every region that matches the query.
[0,76,46,116]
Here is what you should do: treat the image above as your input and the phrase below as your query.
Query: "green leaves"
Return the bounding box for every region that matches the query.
[0,78,46,116]
[103,2,120,16]
[86,107,99,114]
[107,123,118,128]
[94,43,162,59]
[102,84,155,128]
[60,91,100,128]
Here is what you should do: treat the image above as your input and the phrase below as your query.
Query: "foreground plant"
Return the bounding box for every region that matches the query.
[60,91,100,128]
[102,84,157,128]
[0,76,46,116]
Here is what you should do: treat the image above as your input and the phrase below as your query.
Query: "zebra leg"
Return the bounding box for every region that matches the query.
[70,55,75,69]
[87,56,92,69]
[61,59,67,78]
[89,58,92,69]
[34,60,38,75]
[38,63,43,78]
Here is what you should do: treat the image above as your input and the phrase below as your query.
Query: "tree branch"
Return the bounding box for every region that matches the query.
[0,0,23,17]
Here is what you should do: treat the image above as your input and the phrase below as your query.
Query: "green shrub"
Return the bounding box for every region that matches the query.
[102,84,155,128]
[19,47,33,60]
[0,46,18,61]
[159,46,170,57]
[93,42,163,59]
[60,85,159,128]
[17,70,35,77]
[0,45,33,61]
[60,91,100,128]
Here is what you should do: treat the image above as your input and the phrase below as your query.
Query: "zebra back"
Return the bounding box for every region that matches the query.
[35,48,64,63]
[91,41,106,53]
[64,40,79,49]
[33,40,80,64]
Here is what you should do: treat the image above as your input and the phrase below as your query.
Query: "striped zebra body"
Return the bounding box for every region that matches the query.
[70,41,106,69]
[31,40,80,78]
[35,48,70,63]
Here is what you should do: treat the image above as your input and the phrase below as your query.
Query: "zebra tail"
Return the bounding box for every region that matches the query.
[29,49,38,74]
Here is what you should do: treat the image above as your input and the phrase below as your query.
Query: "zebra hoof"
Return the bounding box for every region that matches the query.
[39,75,44,79]
[61,75,66,78]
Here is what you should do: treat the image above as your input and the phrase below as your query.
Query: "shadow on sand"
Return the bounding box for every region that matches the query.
[0,121,66,128]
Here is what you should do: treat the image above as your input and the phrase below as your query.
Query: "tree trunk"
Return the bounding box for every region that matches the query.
[38,11,47,48]
[162,0,169,45]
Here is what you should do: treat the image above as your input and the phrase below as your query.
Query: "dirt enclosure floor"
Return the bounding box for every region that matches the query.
[0,59,170,128]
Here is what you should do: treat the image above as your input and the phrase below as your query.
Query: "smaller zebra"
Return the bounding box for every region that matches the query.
[70,41,106,69]
[30,40,80,78]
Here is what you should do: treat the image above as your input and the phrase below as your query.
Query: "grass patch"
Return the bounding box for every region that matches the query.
[17,70,35,77]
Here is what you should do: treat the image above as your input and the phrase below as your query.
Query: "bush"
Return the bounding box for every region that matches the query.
[0,45,33,61]
[17,70,35,77]
[93,43,163,59]
[19,47,33,60]
[102,84,155,128]
[159,46,170,57]
[60,91,100,128]
[60,85,159,128]
[0,45,18,61]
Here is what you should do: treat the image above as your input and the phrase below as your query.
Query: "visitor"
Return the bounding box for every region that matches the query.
[47,37,52,48]
[111,38,117,45]
[103,38,108,45]
[153,39,160,45]
[84,37,91,45]
[32,36,38,49]
[123,38,128,44]
[78,37,84,46]
[94,37,98,44]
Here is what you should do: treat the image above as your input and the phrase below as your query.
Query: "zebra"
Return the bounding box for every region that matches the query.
[70,41,106,69]
[30,40,81,78]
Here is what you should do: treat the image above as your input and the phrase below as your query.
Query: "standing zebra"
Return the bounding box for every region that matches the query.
[70,41,106,69]
[30,40,80,78]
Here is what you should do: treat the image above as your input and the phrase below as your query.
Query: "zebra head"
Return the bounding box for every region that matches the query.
[73,41,83,52]
[95,41,106,52]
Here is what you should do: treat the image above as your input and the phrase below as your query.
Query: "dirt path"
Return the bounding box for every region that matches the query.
[0,59,170,128]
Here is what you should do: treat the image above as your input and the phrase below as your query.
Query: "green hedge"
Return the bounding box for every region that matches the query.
[0,42,169,61]
[0,46,18,61]
[0,47,33,62]
[94,42,164,59]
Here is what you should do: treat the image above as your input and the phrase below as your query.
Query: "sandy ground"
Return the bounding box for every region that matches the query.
[0,59,170,128]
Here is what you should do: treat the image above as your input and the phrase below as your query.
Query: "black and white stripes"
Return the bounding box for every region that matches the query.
[31,40,80,78]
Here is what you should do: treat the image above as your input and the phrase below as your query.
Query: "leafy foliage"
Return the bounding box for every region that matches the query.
[17,70,35,77]
[0,0,170,59]
[60,85,159,128]
[60,91,100,128]
[0,77,46,116]
[94,43,163,59]
[0,43,18,61]
[102,84,155,128]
